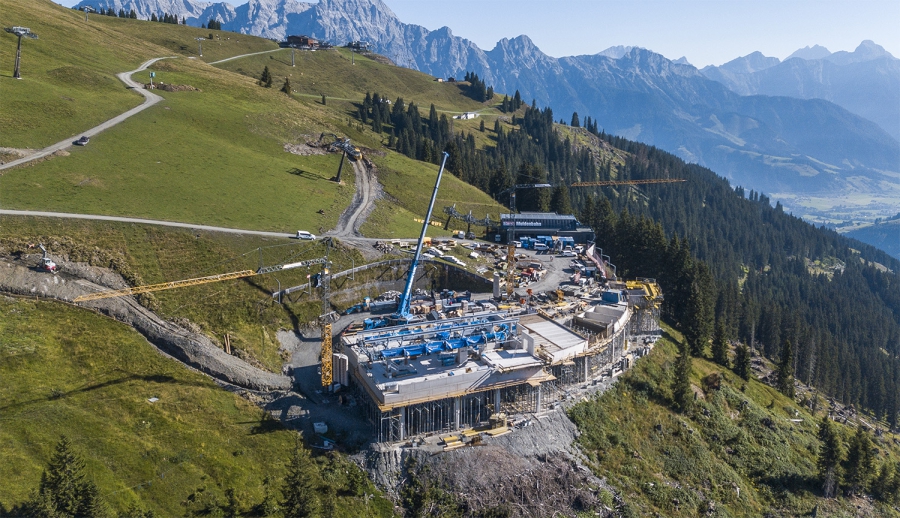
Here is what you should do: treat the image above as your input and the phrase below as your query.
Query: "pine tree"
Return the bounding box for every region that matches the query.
[151,13,158,22]
[777,338,795,397]
[281,439,321,518]
[259,66,271,87]
[281,77,292,95]
[479,119,485,132]
[845,425,874,495]
[712,318,730,368]
[873,460,898,503]
[549,184,573,215]
[817,415,843,498]
[23,436,108,516]
[682,262,714,357]
[672,340,693,412]
[321,94,326,105]
[734,343,751,380]
[571,112,580,127]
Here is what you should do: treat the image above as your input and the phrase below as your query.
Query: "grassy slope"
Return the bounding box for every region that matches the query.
[0,217,370,372]
[570,328,900,517]
[0,0,157,148]
[1,4,507,235]
[0,296,392,516]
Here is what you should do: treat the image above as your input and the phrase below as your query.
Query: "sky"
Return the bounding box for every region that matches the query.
[53,0,900,67]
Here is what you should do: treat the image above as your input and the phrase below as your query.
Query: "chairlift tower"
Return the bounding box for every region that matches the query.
[81,6,95,22]
[5,26,38,79]
[290,44,296,66]
[195,37,204,57]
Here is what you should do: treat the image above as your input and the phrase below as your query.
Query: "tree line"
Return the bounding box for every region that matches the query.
[353,79,900,425]
[4,435,388,517]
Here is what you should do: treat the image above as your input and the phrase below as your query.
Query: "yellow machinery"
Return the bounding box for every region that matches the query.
[320,323,333,387]
[73,257,327,303]
[505,243,516,300]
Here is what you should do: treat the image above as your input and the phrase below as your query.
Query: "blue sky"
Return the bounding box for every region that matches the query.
[53,0,900,67]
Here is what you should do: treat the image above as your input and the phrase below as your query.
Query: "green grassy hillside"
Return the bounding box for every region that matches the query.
[0,296,392,516]
[570,328,900,517]
[1,0,507,235]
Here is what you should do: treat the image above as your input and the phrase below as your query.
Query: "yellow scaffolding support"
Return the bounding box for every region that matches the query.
[321,323,333,387]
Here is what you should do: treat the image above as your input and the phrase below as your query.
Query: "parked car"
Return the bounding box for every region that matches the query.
[295,230,316,240]
[74,136,90,146]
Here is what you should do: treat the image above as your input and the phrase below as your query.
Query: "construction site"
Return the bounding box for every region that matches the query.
[313,154,664,447]
[21,151,665,452]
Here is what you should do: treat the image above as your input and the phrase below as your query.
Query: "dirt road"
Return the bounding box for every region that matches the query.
[0,57,174,171]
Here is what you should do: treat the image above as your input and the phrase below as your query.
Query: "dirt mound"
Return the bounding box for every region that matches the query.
[0,256,290,391]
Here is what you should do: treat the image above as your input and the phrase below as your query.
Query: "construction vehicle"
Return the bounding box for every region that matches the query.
[38,244,58,273]
[388,152,450,327]
[320,133,362,183]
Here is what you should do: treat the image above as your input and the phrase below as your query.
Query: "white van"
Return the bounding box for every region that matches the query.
[533,243,549,252]
[295,230,316,240]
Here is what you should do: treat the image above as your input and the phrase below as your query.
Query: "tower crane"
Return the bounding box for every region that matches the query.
[317,238,337,388]
[498,184,552,213]
[73,257,327,303]
[319,133,362,183]
[570,178,686,188]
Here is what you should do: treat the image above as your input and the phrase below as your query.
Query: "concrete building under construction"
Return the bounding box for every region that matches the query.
[337,280,663,443]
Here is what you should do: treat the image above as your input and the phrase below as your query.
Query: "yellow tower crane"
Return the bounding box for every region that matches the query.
[73,258,327,302]
[570,178,686,188]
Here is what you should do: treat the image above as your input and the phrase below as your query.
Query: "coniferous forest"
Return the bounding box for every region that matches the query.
[356,84,900,425]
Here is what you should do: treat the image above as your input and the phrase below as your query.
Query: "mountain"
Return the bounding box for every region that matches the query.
[73,0,900,211]
[701,41,900,140]
[786,44,832,61]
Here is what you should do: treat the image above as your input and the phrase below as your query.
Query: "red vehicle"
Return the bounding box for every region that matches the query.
[39,244,58,273]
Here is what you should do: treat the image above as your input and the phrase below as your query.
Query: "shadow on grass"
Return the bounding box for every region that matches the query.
[288,168,322,181]
[0,372,207,412]
[236,412,285,434]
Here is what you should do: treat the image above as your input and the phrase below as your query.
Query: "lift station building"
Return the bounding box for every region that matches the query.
[489,212,595,244]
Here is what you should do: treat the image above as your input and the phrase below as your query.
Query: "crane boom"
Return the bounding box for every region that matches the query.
[391,152,449,324]
[73,257,329,303]
[570,178,686,187]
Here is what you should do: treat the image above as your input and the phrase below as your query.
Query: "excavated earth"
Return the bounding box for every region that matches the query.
[0,254,290,391]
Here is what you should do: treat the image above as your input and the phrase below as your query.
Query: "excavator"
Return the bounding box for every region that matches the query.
[38,244,58,274]
[319,133,362,183]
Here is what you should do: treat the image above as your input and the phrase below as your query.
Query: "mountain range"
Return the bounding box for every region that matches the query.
[73,0,900,215]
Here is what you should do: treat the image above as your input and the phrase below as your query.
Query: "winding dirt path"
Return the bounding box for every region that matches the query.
[326,159,380,238]
[0,57,175,171]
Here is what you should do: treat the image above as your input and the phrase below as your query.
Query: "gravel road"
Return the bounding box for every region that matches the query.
[0,57,175,171]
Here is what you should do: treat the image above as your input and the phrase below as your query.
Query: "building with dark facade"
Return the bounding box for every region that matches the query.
[489,212,595,244]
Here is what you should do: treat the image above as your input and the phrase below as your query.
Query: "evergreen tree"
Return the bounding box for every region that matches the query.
[712,319,730,368]
[844,425,874,495]
[281,439,321,518]
[321,94,326,105]
[22,436,107,517]
[549,184,573,215]
[672,340,693,412]
[281,77,292,95]
[571,112,580,127]
[479,119,485,132]
[682,262,714,357]
[151,13,158,22]
[255,475,279,517]
[817,415,843,498]
[129,9,137,18]
[258,66,271,87]
[734,343,751,380]
[777,338,795,397]
[873,460,899,503]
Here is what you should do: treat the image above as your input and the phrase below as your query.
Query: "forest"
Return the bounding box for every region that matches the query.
[354,85,900,425]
